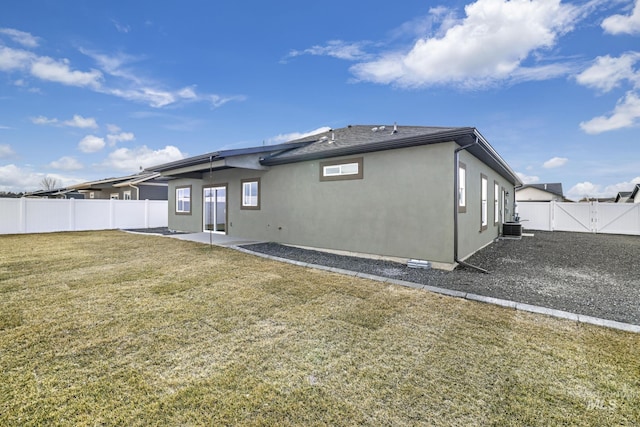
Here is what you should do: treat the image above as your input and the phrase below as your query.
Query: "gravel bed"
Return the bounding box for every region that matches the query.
[242,231,640,326]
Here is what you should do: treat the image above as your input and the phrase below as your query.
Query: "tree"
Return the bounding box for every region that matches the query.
[41,176,58,191]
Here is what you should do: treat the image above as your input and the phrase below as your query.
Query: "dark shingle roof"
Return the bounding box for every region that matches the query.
[263,125,468,162]
[262,124,521,186]
[517,183,564,197]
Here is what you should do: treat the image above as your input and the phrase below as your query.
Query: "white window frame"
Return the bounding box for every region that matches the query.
[176,186,191,214]
[89,192,95,199]
[241,178,260,210]
[320,157,363,181]
[110,193,119,200]
[458,162,467,213]
[323,162,358,177]
[123,190,132,200]
[481,174,488,231]
[494,181,500,225]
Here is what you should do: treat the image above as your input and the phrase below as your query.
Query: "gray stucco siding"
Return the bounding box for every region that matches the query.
[165,141,516,265]
[228,143,455,263]
[456,149,516,261]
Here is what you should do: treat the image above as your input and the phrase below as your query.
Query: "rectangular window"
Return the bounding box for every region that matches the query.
[494,181,500,225]
[176,186,191,214]
[458,162,467,213]
[241,178,260,210]
[89,192,95,199]
[110,193,119,200]
[320,157,363,181]
[124,190,132,200]
[481,174,488,231]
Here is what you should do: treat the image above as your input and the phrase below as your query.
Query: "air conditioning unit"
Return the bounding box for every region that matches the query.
[502,222,522,238]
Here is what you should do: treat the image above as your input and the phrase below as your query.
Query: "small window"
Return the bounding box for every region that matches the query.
[458,162,466,213]
[320,157,363,181]
[176,186,191,214]
[494,181,500,225]
[241,178,260,210]
[110,193,119,200]
[123,190,132,200]
[481,174,488,231]
[89,192,95,199]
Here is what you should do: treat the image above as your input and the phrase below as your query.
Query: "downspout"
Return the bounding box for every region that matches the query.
[128,184,140,200]
[454,136,490,274]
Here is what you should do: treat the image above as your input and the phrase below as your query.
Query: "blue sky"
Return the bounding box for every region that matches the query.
[1,0,639,200]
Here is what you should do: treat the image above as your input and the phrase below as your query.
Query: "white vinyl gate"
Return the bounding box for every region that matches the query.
[517,201,640,235]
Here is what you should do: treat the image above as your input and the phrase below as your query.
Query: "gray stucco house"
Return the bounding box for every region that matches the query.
[69,172,168,201]
[149,125,521,269]
[516,183,565,202]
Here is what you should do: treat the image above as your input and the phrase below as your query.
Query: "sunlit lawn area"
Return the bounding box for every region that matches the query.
[1,231,639,425]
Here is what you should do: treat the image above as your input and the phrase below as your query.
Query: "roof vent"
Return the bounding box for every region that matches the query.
[331,132,335,142]
[371,127,378,132]
[319,136,329,142]
[379,125,385,131]
[392,122,398,134]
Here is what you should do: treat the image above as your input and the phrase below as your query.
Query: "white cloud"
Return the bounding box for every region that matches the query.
[0,45,34,71]
[286,40,372,61]
[31,114,98,129]
[567,181,601,200]
[63,115,98,129]
[106,124,121,133]
[0,32,244,110]
[0,28,39,48]
[31,115,58,125]
[543,157,568,168]
[106,132,135,146]
[267,127,332,144]
[567,177,640,200]
[30,56,103,88]
[78,135,106,153]
[350,0,585,88]
[111,20,131,34]
[48,156,84,171]
[602,0,640,35]
[81,49,246,108]
[101,145,185,171]
[0,164,40,192]
[516,172,540,184]
[1,45,103,90]
[575,53,640,93]
[0,164,83,192]
[0,143,15,157]
[580,91,640,133]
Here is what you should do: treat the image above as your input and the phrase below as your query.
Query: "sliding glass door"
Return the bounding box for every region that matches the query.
[203,185,226,233]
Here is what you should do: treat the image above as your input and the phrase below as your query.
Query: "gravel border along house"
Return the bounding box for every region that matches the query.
[240,231,640,329]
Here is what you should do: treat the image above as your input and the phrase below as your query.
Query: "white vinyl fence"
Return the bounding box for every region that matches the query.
[517,201,640,235]
[0,198,168,235]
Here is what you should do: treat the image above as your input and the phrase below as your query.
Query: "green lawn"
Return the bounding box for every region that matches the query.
[1,231,639,426]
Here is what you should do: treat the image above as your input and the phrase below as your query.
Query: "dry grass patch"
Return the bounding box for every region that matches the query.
[1,231,639,425]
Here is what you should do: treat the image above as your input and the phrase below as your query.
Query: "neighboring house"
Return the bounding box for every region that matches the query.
[627,184,640,203]
[23,188,85,199]
[149,125,521,268]
[516,183,565,202]
[614,191,632,203]
[69,172,168,200]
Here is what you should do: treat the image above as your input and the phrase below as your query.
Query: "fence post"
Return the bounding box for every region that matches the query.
[19,197,27,233]
[550,200,555,231]
[144,199,150,228]
[69,198,76,231]
[109,199,115,229]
